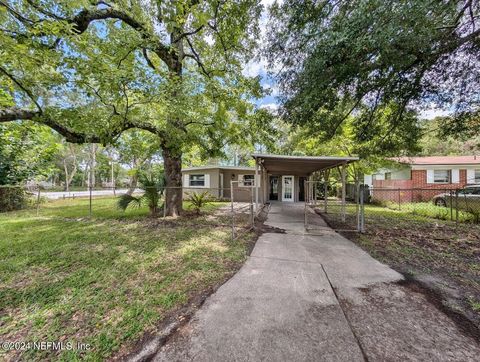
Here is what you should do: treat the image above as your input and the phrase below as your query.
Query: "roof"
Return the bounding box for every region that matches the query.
[252,153,359,174]
[393,156,480,165]
[182,165,255,172]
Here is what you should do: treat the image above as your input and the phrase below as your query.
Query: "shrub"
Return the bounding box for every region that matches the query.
[186,191,213,215]
[0,187,30,212]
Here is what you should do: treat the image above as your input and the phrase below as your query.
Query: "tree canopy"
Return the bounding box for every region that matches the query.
[266,0,480,148]
[0,0,265,215]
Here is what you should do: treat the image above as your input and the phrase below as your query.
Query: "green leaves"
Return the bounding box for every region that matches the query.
[267,0,480,143]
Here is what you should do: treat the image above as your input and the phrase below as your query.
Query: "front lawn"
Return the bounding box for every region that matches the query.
[322,204,480,328]
[0,197,252,361]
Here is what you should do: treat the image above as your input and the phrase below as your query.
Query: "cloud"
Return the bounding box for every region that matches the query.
[259,103,279,112]
[419,108,452,120]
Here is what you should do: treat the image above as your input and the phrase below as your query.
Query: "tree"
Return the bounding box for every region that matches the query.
[0,0,263,216]
[115,130,162,194]
[266,0,480,146]
[0,123,58,185]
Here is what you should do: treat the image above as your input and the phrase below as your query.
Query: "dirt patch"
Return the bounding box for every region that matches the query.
[323,212,480,332]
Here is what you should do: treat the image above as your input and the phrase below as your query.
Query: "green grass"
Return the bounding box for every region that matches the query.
[0,197,250,361]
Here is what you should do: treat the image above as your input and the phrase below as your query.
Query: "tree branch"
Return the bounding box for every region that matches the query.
[0,66,43,113]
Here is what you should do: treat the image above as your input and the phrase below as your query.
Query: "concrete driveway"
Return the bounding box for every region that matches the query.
[152,203,480,361]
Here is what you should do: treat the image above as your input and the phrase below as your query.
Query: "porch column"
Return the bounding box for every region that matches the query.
[341,163,346,222]
[255,159,259,212]
[324,169,329,212]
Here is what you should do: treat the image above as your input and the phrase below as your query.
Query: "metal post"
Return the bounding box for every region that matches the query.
[163,191,167,219]
[231,180,235,240]
[455,189,459,223]
[356,181,360,231]
[341,164,346,222]
[304,180,308,230]
[36,187,41,216]
[254,160,259,213]
[324,170,328,212]
[360,185,365,232]
[398,188,401,210]
[449,189,453,221]
[89,184,92,218]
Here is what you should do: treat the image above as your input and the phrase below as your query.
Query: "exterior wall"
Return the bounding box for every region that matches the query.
[221,169,256,202]
[182,168,220,198]
[372,168,470,203]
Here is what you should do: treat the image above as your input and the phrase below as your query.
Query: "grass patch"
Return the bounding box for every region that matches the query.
[0,197,251,361]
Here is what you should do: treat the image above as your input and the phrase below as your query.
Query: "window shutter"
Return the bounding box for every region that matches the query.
[255,175,261,187]
[238,174,244,186]
[204,174,210,188]
[451,169,460,183]
[183,174,189,187]
[426,170,434,184]
[467,169,475,184]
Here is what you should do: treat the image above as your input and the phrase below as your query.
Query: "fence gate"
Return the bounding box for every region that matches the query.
[304,180,365,232]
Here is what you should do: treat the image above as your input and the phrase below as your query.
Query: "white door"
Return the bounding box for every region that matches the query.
[282,175,294,202]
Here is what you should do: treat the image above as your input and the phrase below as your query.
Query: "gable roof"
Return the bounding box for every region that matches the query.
[394,156,480,165]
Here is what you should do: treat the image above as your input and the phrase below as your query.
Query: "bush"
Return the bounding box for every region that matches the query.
[186,191,213,215]
[0,187,30,212]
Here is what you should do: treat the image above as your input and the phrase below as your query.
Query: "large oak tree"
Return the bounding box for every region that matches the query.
[266,0,480,149]
[0,0,263,216]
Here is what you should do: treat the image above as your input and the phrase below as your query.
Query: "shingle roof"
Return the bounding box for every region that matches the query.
[393,156,480,165]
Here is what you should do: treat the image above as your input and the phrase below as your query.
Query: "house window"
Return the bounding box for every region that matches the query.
[189,174,205,187]
[243,175,255,186]
[475,170,480,183]
[434,170,451,184]
[384,172,392,180]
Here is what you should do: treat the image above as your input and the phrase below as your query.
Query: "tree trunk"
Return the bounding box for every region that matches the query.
[126,173,138,195]
[163,146,183,217]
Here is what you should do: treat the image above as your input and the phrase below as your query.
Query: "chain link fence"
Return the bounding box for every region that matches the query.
[0,184,260,240]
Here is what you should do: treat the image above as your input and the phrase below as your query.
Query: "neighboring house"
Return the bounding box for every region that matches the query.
[365,156,480,202]
[182,154,359,205]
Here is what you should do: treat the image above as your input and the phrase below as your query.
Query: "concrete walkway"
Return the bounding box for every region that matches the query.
[153,203,480,361]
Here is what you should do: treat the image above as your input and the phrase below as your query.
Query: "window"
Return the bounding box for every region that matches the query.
[475,170,480,183]
[384,172,392,180]
[189,174,205,187]
[242,175,255,186]
[434,170,451,184]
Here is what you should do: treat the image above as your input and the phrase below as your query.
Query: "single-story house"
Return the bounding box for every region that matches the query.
[182,154,359,207]
[365,155,480,202]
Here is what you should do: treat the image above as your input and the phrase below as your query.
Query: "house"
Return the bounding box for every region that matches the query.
[181,154,359,206]
[182,165,258,202]
[365,155,480,202]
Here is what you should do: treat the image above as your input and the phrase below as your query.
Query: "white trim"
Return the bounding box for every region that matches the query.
[281,175,294,202]
[426,169,434,184]
[451,169,460,183]
[204,174,210,188]
[220,173,224,198]
[183,174,189,186]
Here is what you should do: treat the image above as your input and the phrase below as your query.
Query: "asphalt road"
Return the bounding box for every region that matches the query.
[40,189,142,200]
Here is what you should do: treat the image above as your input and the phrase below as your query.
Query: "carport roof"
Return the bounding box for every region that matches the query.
[251,153,359,174]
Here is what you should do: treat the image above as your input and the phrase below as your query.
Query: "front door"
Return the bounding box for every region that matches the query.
[282,175,294,202]
[269,176,279,200]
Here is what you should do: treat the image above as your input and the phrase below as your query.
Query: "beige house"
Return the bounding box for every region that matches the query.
[182,154,359,206]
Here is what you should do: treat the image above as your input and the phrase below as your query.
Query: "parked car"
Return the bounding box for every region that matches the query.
[433,185,480,214]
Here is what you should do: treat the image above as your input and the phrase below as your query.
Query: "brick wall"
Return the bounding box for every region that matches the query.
[372,169,468,203]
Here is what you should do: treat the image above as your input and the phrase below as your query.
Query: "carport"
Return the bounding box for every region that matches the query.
[251,154,359,216]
